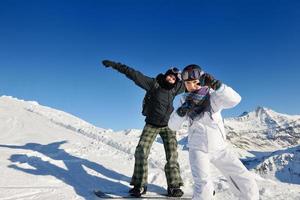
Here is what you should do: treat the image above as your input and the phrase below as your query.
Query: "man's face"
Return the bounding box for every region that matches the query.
[184,79,201,92]
[165,74,177,84]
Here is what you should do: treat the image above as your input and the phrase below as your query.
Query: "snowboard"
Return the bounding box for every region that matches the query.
[93,190,192,199]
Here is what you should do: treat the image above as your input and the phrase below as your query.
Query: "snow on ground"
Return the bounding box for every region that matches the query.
[0,96,300,200]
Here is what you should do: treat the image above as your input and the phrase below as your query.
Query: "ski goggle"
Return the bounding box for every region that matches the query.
[182,68,204,81]
[165,67,182,80]
[170,67,181,74]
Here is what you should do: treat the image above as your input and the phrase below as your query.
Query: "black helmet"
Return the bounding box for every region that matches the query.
[182,64,204,81]
[165,67,181,81]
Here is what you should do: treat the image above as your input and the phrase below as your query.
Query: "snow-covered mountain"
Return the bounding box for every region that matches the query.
[224,107,300,187]
[0,96,300,200]
[225,106,300,151]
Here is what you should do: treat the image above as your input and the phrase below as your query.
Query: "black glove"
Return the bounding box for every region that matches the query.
[188,106,202,120]
[102,60,122,68]
[188,98,210,119]
[199,73,222,90]
[176,100,194,117]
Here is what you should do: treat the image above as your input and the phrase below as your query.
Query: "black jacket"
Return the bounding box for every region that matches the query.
[111,64,185,127]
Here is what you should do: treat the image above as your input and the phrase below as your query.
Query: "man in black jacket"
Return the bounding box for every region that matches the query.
[102,60,185,197]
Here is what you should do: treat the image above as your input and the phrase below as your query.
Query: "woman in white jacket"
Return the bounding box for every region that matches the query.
[168,64,259,200]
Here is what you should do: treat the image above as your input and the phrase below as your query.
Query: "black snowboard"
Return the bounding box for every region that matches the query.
[93,190,192,199]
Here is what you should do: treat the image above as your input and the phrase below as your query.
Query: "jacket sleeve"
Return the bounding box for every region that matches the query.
[175,81,186,95]
[210,84,242,113]
[168,97,188,131]
[112,64,154,91]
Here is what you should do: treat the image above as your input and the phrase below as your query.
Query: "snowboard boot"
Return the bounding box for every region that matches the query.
[129,185,147,197]
[167,186,184,197]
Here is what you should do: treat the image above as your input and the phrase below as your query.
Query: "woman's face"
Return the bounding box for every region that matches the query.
[165,74,177,84]
[184,79,201,92]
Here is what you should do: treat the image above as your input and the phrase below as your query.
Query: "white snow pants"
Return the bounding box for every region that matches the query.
[189,148,259,200]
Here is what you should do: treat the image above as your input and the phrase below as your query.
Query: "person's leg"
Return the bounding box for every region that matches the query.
[159,127,183,188]
[189,149,214,200]
[212,148,259,200]
[130,124,159,188]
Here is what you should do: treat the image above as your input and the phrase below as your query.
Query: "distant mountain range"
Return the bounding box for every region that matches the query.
[226,106,300,151]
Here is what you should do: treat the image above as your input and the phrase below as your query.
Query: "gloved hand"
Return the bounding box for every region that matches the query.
[199,73,222,90]
[102,60,122,68]
[188,106,203,120]
[188,98,210,119]
[176,98,195,117]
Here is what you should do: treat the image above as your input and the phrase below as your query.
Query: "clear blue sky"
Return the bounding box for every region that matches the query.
[0,0,299,130]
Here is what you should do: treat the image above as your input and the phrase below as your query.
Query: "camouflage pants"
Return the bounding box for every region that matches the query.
[130,124,183,188]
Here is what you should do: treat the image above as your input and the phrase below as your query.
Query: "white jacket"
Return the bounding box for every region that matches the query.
[168,84,241,153]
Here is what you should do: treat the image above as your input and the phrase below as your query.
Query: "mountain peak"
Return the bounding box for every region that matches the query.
[239,111,249,117]
[254,106,276,119]
[255,106,270,113]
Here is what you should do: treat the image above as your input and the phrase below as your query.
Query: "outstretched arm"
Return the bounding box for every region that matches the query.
[102,60,154,91]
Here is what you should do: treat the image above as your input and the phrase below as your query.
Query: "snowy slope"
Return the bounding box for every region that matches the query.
[0,96,300,200]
